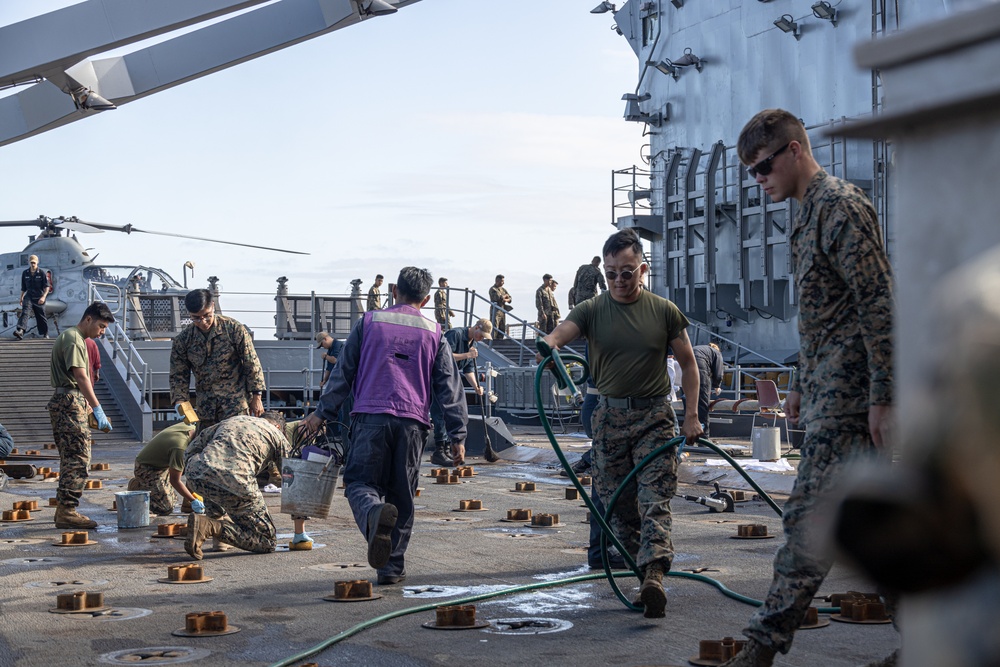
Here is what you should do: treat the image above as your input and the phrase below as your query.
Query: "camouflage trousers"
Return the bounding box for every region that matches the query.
[185,464,276,554]
[745,414,896,652]
[492,307,507,340]
[129,463,177,516]
[48,391,91,508]
[194,394,250,432]
[591,397,679,571]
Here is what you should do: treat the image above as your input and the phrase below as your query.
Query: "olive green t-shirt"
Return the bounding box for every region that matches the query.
[50,326,89,389]
[135,422,197,471]
[566,289,689,398]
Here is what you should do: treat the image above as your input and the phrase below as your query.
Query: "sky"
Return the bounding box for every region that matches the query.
[0,0,646,335]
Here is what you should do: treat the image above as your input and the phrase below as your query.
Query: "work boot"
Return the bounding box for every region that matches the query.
[719,639,777,667]
[429,442,452,467]
[862,649,899,667]
[377,569,407,585]
[559,457,592,477]
[210,536,233,553]
[13,329,23,340]
[366,503,397,569]
[639,563,667,618]
[54,506,97,529]
[184,512,222,560]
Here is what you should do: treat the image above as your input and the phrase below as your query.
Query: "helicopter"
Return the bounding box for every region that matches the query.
[0,216,308,340]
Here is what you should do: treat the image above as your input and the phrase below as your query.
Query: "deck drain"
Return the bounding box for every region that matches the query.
[484,617,573,635]
[308,562,368,573]
[419,516,483,524]
[482,532,546,540]
[2,556,68,566]
[26,579,109,589]
[0,538,44,547]
[71,607,154,621]
[98,646,211,665]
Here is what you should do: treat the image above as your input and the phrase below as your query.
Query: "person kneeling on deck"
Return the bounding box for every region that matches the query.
[183,412,305,559]
[301,267,468,585]
[49,302,115,530]
[128,422,202,516]
[539,228,703,618]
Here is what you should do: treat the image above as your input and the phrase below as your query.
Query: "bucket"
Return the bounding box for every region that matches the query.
[751,427,782,461]
[280,458,340,518]
[115,491,150,529]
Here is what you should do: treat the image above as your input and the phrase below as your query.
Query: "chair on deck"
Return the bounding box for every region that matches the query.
[750,379,793,447]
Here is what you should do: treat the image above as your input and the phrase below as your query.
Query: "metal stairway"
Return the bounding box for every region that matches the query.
[0,339,135,447]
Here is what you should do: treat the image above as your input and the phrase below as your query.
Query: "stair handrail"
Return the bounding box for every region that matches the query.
[688,321,795,399]
[424,287,581,366]
[88,282,153,409]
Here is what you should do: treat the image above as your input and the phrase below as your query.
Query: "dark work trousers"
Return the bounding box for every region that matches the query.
[17,299,48,337]
[343,412,427,578]
[580,389,612,565]
[682,369,714,434]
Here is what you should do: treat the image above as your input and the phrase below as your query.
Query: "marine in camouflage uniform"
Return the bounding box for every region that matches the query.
[184,415,290,553]
[128,422,197,516]
[367,274,384,311]
[573,258,608,303]
[726,110,895,666]
[535,277,554,333]
[169,313,265,430]
[434,280,454,330]
[488,277,511,340]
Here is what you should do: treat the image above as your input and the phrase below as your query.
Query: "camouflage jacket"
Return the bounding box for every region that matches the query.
[434,288,452,322]
[169,314,265,404]
[535,285,554,318]
[573,264,607,301]
[367,285,381,311]
[184,416,289,493]
[790,171,894,425]
[489,285,510,307]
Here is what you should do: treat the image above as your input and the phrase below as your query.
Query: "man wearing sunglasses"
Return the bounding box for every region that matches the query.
[540,227,704,620]
[721,109,896,667]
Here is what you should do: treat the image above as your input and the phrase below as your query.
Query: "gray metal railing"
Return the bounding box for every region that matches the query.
[88,282,153,440]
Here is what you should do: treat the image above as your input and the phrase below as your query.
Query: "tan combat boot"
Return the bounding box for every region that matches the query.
[54,506,98,529]
[719,639,777,667]
[639,562,667,618]
[184,513,223,560]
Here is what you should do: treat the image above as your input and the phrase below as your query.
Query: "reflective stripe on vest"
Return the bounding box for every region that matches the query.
[371,310,438,333]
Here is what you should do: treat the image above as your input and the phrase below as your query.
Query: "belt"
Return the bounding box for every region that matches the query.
[54,387,81,395]
[602,395,667,410]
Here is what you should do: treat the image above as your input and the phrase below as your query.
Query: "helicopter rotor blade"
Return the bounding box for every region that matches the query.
[55,218,310,255]
[54,219,105,233]
[0,219,51,228]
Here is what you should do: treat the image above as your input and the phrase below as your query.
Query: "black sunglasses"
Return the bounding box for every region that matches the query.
[605,266,641,281]
[746,143,790,178]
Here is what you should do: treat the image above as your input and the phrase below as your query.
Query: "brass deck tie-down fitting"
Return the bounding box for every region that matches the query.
[84,480,102,490]
[89,463,110,471]
[565,488,580,500]
[506,508,531,521]
[323,579,381,602]
[55,531,97,546]
[435,474,460,485]
[458,499,483,510]
[12,500,38,511]
[52,591,105,613]
[514,482,536,492]
[532,513,559,527]
[692,637,748,664]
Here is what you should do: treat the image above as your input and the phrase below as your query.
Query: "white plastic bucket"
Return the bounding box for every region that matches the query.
[280,457,340,518]
[751,427,782,461]
[115,491,150,529]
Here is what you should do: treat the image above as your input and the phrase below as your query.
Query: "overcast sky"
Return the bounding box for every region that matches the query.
[0,1,646,334]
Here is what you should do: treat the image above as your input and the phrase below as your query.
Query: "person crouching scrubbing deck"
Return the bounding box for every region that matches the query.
[128,422,203,516]
[183,412,296,559]
[301,267,468,586]
[539,228,703,619]
[49,303,116,529]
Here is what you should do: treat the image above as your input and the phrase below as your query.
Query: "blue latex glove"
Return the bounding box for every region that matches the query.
[175,404,185,418]
[92,404,112,432]
[190,498,206,514]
